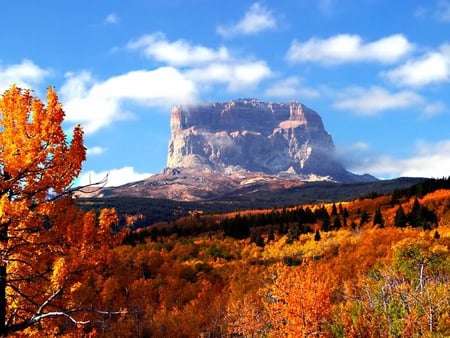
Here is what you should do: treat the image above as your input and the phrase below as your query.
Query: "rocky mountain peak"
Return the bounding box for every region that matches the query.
[167,99,363,182]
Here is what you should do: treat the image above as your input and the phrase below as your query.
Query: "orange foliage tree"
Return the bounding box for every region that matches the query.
[266,260,335,337]
[0,86,122,335]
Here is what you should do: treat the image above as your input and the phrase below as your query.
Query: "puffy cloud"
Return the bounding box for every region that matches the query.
[125,33,272,95]
[286,34,413,65]
[264,77,320,99]
[185,61,272,92]
[216,2,277,38]
[0,59,50,91]
[348,140,450,179]
[333,86,423,114]
[384,44,450,87]
[61,67,197,134]
[78,166,153,187]
[127,33,230,66]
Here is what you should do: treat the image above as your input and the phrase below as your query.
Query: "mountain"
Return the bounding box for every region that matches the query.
[81,99,377,201]
[167,99,370,181]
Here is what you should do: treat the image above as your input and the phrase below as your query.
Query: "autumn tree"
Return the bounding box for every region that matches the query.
[0,85,122,336]
[332,236,450,337]
[266,261,335,337]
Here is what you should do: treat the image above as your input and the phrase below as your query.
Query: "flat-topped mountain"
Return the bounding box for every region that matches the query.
[167,99,370,182]
[79,99,376,201]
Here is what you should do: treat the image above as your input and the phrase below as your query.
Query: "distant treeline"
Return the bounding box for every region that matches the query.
[390,176,450,202]
[124,195,439,246]
[78,177,430,230]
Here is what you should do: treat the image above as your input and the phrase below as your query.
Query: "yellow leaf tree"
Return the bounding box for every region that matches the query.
[0,85,122,335]
[266,261,335,337]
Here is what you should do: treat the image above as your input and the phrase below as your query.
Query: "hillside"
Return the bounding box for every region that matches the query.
[79,176,426,228]
[70,177,450,337]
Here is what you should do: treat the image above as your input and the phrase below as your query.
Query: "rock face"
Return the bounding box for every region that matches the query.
[167,99,358,181]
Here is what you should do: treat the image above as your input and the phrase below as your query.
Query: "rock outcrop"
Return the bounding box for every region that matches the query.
[167,99,363,181]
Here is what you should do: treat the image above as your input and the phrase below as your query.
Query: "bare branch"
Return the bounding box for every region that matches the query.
[36,289,62,316]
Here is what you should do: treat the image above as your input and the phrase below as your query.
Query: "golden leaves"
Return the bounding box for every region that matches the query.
[266,262,335,337]
[0,85,86,196]
[0,85,123,334]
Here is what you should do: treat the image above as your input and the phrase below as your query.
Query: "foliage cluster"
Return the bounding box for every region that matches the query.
[0,86,449,337]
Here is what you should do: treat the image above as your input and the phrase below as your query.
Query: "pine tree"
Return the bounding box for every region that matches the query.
[359,210,370,227]
[314,229,321,241]
[373,207,384,228]
[331,203,338,216]
[333,216,342,230]
[394,205,408,228]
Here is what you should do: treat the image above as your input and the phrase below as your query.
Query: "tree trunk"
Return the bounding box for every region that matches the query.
[0,264,7,336]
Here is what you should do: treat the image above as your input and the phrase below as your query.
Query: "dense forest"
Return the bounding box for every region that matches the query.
[0,86,449,337]
[78,177,428,230]
[69,181,450,337]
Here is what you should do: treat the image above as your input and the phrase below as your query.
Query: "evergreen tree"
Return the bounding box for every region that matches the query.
[286,224,301,244]
[331,203,338,216]
[314,229,321,241]
[342,207,349,227]
[315,206,330,231]
[268,226,275,242]
[304,207,316,224]
[359,210,370,227]
[408,198,422,228]
[373,207,384,228]
[333,216,342,230]
[394,205,408,228]
[255,234,265,248]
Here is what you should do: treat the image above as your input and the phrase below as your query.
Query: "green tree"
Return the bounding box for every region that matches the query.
[333,216,342,230]
[372,207,384,228]
[314,229,321,241]
[394,205,407,228]
[359,210,370,227]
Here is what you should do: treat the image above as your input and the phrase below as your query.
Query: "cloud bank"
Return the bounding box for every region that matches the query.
[287,34,413,65]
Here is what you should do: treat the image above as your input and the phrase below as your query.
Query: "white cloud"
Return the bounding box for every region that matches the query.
[333,86,423,114]
[0,59,50,91]
[337,141,373,172]
[185,61,272,92]
[127,33,230,66]
[217,2,277,38]
[349,140,450,179]
[61,67,197,134]
[384,44,450,87]
[125,33,272,94]
[264,77,320,99]
[104,13,119,25]
[78,166,153,187]
[286,34,414,65]
[87,146,106,156]
[423,102,446,117]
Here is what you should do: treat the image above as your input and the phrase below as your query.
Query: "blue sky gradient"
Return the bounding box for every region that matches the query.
[1,0,450,186]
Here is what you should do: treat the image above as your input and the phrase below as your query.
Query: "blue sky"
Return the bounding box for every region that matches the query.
[1,0,450,186]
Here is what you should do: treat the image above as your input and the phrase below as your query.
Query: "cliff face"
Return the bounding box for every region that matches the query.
[167,99,358,181]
